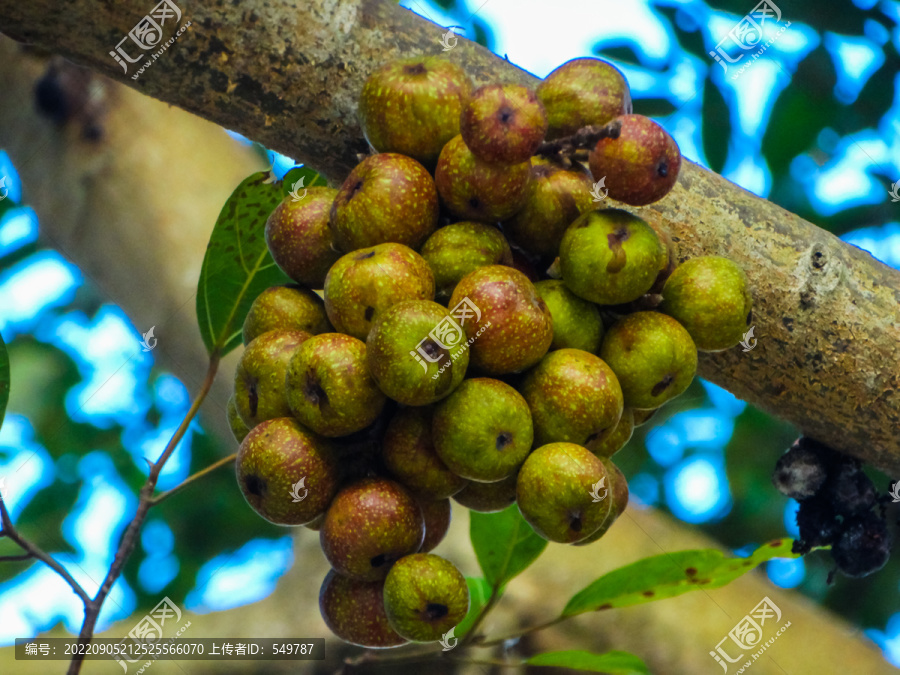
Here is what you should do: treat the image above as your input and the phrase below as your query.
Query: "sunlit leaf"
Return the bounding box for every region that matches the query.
[196,171,289,356]
[563,539,797,616]
[455,577,492,638]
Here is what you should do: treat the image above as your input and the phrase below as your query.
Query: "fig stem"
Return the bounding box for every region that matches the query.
[149,452,237,506]
[535,120,622,159]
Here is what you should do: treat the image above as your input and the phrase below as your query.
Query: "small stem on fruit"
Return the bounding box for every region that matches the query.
[149,453,237,506]
[536,120,622,160]
[66,354,220,675]
[475,614,569,648]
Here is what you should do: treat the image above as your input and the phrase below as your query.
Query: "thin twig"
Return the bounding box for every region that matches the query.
[535,120,622,159]
[0,497,91,605]
[67,354,220,675]
[0,552,35,562]
[344,647,440,668]
[149,452,236,506]
[475,614,568,648]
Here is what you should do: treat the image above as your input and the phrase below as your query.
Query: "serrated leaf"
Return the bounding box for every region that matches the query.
[563,539,797,617]
[470,505,547,590]
[527,650,649,674]
[196,172,289,356]
[455,577,492,638]
[0,332,8,430]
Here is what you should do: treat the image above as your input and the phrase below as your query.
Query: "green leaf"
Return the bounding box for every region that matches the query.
[282,166,329,198]
[527,650,649,674]
[196,171,289,356]
[470,505,547,590]
[455,577,492,638]
[0,332,9,430]
[564,539,797,617]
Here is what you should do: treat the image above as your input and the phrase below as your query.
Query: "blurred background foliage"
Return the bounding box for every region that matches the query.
[1,0,900,667]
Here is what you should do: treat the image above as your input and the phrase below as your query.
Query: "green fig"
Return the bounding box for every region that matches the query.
[236,417,339,525]
[503,158,595,258]
[460,84,548,164]
[589,114,681,206]
[226,395,250,443]
[449,265,553,374]
[599,311,697,409]
[358,57,471,167]
[516,442,612,543]
[320,477,425,581]
[417,498,452,553]
[285,333,386,437]
[534,279,604,352]
[433,378,533,482]
[366,300,469,406]
[521,348,624,447]
[242,285,331,344]
[382,406,467,499]
[452,472,518,512]
[659,256,753,351]
[382,553,469,642]
[586,408,635,458]
[265,187,341,288]
[573,459,629,545]
[234,329,311,427]
[330,153,439,251]
[324,243,434,341]
[537,57,632,140]
[419,222,513,299]
[434,135,531,222]
[319,571,407,648]
[559,208,666,305]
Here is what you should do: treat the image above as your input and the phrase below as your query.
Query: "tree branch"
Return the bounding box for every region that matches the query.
[1,0,894,472]
[149,452,236,506]
[67,354,219,674]
[0,498,92,606]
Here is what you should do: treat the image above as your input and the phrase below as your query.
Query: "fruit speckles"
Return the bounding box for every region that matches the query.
[359,57,470,166]
[320,478,425,582]
[449,265,552,374]
[435,135,532,222]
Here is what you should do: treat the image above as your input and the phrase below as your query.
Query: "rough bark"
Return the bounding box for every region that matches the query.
[2,0,897,474]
